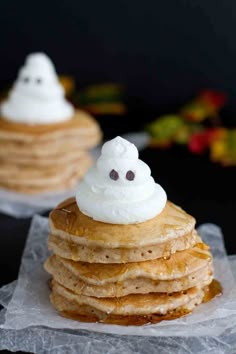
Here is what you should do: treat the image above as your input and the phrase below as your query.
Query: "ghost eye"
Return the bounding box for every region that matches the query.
[23,77,29,83]
[109,169,119,181]
[36,78,42,84]
[126,170,135,181]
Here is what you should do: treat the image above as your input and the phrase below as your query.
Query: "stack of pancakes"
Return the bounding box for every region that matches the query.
[0,110,102,194]
[44,197,214,325]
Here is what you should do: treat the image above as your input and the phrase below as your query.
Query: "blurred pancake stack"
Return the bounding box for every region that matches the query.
[0,52,102,194]
[0,111,101,193]
[44,137,218,325]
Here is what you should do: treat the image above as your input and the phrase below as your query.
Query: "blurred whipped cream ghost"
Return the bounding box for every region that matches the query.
[0,52,74,124]
[76,136,167,224]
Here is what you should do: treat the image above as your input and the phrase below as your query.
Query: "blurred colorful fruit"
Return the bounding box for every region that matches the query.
[174,122,203,144]
[75,83,126,115]
[211,129,236,165]
[180,90,227,122]
[188,128,224,154]
[147,115,184,146]
[199,90,227,110]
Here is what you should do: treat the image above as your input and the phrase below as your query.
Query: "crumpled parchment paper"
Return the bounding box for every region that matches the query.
[0,185,76,218]
[0,215,236,354]
[0,132,150,218]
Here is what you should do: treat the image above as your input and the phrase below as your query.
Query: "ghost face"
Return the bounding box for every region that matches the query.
[12,66,63,101]
[83,157,155,202]
[96,157,151,185]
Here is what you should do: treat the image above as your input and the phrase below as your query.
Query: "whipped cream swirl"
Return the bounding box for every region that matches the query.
[0,52,74,124]
[76,136,167,224]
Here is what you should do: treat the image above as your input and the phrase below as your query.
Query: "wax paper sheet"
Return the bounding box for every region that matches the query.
[0,216,236,353]
[0,132,150,218]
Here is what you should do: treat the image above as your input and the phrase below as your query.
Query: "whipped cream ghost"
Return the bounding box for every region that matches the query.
[76,136,167,224]
[0,52,74,124]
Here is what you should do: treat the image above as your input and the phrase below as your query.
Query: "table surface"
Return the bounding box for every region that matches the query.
[1,125,236,354]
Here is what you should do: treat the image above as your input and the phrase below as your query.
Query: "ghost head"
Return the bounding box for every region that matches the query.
[76,136,167,224]
[96,136,151,186]
[0,52,74,124]
[14,53,63,100]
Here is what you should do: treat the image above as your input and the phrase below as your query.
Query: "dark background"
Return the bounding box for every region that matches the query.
[1,1,236,353]
[1,0,236,117]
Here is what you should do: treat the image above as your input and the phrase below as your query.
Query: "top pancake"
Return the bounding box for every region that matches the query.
[49,197,196,248]
[0,109,102,143]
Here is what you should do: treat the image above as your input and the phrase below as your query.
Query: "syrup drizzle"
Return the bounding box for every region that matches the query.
[54,202,77,231]
[203,279,222,303]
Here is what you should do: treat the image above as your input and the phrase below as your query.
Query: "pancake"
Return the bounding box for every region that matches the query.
[50,279,205,318]
[0,154,93,183]
[0,159,92,190]
[0,176,77,194]
[0,150,87,167]
[0,156,93,194]
[49,198,196,249]
[44,248,213,297]
[0,135,100,157]
[45,243,212,284]
[47,262,213,297]
[0,109,102,143]
[48,230,199,263]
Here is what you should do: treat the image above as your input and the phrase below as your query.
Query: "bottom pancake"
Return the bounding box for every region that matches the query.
[55,301,197,325]
[50,279,221,325]
[51,279,204,316]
